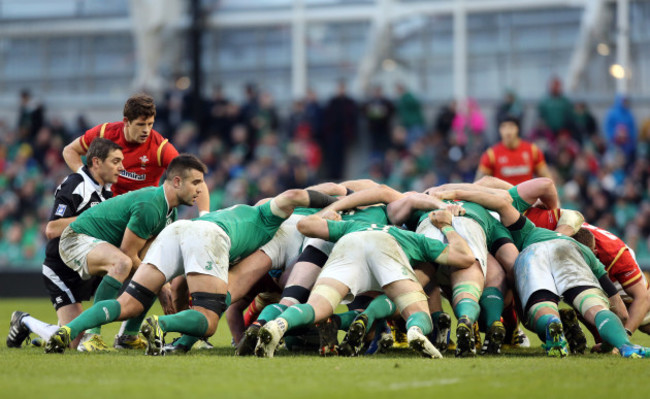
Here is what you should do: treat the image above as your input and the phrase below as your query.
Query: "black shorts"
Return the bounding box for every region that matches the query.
[42,262,101,310]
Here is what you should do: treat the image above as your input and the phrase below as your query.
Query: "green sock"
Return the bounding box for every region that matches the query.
[362,295,396,333]
[258,303,287,324]
[534,314,555,341]
[594,310,630,349]
[121,299,155,336]
[279,304,315,330]
[173,335,201,349]
[158,309,209,337]
[406,311,433,335]
[88,276,123,335]
[479,287,504,328]
[454,298,481,324]
[333,310,361,330]
[68,300,121,340]
[430,311,443,325]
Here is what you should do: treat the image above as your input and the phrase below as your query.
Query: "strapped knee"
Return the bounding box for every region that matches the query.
[281,285,311,305]
[311,285,342,311]
[452,282,482,304]
[191,292,229,317]
[394,291,427,313]
[125,280,156,309]
[568,287,609,316]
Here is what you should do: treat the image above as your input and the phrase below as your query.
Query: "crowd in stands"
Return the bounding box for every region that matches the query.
[2,78,650,269]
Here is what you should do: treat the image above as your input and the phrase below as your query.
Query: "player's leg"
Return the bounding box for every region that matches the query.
[479,255,507,355]
[255,278,349,358]
[416,263,451,351]
[228,250,274,304]
[383,279,442,359]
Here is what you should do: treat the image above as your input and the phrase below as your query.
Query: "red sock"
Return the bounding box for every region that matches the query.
[243,299,261,328]
[502,299,519,338]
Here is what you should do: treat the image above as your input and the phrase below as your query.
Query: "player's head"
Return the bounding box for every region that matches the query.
[498,116,520,148]
[123,93,156,144]
[86,138,124,185]
[165,154,207,206]
[572,227,596,252]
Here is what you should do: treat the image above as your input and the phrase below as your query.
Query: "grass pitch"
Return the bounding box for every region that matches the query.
[1,298,649,399]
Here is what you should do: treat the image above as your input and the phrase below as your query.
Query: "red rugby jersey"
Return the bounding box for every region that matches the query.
[478,141,546,185]
[524,207,643,288]
[79,122,178,195]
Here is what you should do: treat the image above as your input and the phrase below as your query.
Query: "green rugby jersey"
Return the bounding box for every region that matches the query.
[340,204,389,224]
[510,218,607,279]
[326,220,447,265]
[70,186,176,246]
[508,186,533,213]
[196,201,285,263]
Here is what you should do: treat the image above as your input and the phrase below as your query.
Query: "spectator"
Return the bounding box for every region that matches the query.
[605,94,637,166]
[495,89,524,130]
[16,89,45,143]
[570,101,598,145]
[537,77,573,138]
[323,80,358,179]
[476,116,551,185]
[363,85,394,155]
[451,98,486,147]
[395,83,425,145]
[433,100,456,141]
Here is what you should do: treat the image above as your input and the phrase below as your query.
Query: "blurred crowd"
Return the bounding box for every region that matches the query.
[2,78,650,270]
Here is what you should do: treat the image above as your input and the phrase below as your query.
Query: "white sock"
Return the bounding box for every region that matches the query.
[118,321,128,336]
[22,316,59,341]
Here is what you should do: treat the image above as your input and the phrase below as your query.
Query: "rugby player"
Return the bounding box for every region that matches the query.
[254,209,476,358]
[7,139,123,350]
[44,189,338,355]
[436,187,650,358]
[45,154,206,352]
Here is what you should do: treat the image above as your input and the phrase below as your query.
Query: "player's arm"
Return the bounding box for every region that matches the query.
[435,189,521,227]
[340,179,379,192]
[296,214,333,240]
[319,184,404,214]
[196,183,210,215]
[387,192,464,226]
[427,182,511,200]
[473,176,514,190]
[119,228,148,270]
[515,177,559,209]
[62,138,88,172]
[475,150,494,181]
[428,209,475,269]
[621,280,650,334]
[45,217,77,240]
[305,182,348,196]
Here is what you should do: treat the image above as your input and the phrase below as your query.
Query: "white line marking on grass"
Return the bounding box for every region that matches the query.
[387,378,460,390]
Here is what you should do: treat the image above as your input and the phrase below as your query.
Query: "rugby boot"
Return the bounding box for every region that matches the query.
[619,344,650,359]
[481,320,506,355]
[543,317,569,358]
[407,326,443,359]
[316,317,340,356]
[366,321,393,355]
[6,311,30,348]
[455,316,476,357]
[236,324,261,356]
[77,333,113,352]
[338,314,368,357]
[114,334,147,350]
[193,338,214,350]
[140,316,165,356]
[163,337,191,355]
[429,312,452,353]
[559,308,587,354]
[255,319,285,358]
[45,326,71,354]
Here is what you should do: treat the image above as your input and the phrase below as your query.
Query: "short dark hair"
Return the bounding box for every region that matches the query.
[86,138,123,167]
[165,153,207,181]
[572,227,595,250]
[499,115,520,132]
[123,93,156,122]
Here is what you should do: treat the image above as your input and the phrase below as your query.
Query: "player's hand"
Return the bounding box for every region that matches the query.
[434,190,456,201]
[429,209,453,229]
[158,283,176,315]
[609,294,629,324]
[321,210,341,221]
[444,203,466,216]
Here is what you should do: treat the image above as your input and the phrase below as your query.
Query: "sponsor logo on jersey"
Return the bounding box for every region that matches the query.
[140,155,149,169]
[120,170,146,181]
[500,165,531,176]
[55,296,63,304]
[55,204,67,216]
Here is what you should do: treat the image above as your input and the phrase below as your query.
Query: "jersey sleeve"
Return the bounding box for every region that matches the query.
[49,175,84,221]
[127,202,162,239]
[326,220,367,242]
[478,149,494,174]
[79,124,104,152]
[422,237,448,262]
[531,144,546,168]
[577,242,608,279]
[608,249,644,288]
[159,140,179,168]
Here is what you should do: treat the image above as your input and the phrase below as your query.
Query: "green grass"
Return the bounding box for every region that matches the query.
[1,298,649,399]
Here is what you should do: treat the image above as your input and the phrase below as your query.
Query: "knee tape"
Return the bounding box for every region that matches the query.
[572,288,609,316]
[125,280,156,309]
[281,285,311,305]
[452,282,482,304]
[393,291,427,313]
[191,292,228,317]
[526,301,558,329]
[311,284,343,311]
